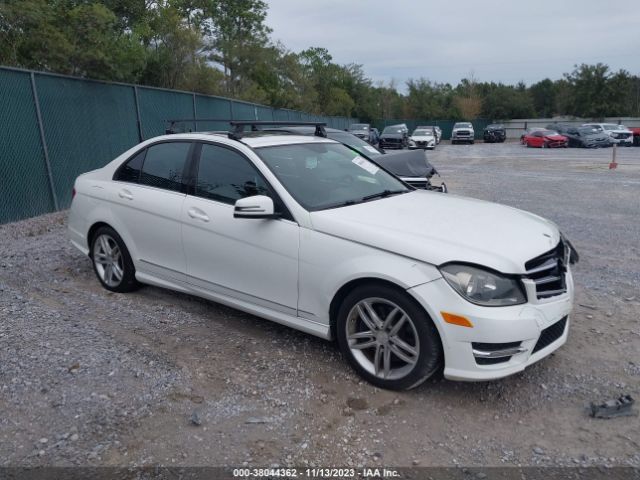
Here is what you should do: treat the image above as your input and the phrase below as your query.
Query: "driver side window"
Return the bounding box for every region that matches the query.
[195,144,270,205]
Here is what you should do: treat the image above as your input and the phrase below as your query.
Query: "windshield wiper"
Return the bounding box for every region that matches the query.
[361,189,409,202]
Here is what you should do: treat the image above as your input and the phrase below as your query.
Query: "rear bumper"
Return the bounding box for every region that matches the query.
[408,272,574,382]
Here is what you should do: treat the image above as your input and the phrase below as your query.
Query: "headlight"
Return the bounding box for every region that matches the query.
[439,263,527,306]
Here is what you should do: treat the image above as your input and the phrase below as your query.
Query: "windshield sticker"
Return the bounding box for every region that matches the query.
[352,156,379,175]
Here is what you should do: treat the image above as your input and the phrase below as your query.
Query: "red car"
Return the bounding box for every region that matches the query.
[523,129,568,148]
[630,127,640,146]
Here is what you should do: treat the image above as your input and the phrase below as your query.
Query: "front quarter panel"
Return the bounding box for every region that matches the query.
[297,227,441,326]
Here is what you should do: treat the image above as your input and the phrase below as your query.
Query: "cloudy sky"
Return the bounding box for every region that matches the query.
[265,0,640,90]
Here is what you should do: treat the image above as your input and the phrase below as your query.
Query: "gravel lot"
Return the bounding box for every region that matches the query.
[1,143,639,469]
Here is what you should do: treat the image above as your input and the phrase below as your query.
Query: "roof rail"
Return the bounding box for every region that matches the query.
[164,118,328,140]
[229,121,327,140]
[164,118,233,135]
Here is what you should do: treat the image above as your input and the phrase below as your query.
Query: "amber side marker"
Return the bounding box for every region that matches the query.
[441,312,473,328]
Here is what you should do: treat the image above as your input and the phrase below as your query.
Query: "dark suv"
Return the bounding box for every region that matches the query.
[379,125,409,149]
[483,124,506,143]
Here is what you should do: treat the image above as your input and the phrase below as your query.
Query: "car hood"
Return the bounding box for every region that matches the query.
[310,191,560,274]
[375,149,437,178]
[544,134,567,140]
[350,130,368,135]
[381,133,403,138]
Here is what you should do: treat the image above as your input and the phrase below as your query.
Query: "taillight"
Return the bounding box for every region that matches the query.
[72,187,76,200]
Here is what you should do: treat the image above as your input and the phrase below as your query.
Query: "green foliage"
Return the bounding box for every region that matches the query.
[1,1,638,120]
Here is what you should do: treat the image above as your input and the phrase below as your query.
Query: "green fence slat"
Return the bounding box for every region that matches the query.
[0,69,55,223]
[194,95,232,131]
[138,87,195,139]
[36,75,140,208]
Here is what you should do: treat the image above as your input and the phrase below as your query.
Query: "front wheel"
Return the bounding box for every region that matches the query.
[336,284,443,390]
[91,226,141,293]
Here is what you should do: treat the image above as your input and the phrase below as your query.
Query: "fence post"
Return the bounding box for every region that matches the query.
[192,93,198,131]
[30,72,59,211]
[230,100,235,120]
[133,86,144,141]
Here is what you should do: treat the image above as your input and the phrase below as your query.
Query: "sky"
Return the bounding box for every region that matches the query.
[265,0,640,91]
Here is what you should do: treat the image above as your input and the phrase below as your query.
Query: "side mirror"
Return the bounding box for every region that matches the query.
[233,195,276,219]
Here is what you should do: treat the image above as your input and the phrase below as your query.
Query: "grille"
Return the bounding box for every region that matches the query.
[524,240,568,299]
[532,316,567,353]
[455,130,471,135]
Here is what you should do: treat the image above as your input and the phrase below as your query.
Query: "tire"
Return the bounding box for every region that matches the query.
[542,141,548,149]
[470,140,475,144]
[336,284,443,390]
[90,226,141,293]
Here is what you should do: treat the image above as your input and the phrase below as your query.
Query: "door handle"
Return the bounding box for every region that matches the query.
[118,189,133,200]
[187,207,210,222]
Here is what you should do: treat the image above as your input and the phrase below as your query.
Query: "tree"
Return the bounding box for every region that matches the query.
[454,78,482,120]
[0,0,145,82]
[564,63,613,118]
[529,79,556,117]
[202,0,271,95]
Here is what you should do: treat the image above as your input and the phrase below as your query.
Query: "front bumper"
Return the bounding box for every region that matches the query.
[408,270,574,381]
[609,136,633,146]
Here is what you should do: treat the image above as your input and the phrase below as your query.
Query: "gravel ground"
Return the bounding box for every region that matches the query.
[0,143,639,469]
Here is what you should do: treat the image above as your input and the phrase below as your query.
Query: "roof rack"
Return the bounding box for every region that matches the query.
[164,118,328,141]
[165,118,233,135]
[230,121,327,140]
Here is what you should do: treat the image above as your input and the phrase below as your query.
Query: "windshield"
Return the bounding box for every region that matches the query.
[327,131,383,158]
[349,124,369,131]
[256,142,409,211]
[454,123,472,128]
[578,127,599,135]
[412,130,433,136]
[603,124,622,130]
[382,127,402,134]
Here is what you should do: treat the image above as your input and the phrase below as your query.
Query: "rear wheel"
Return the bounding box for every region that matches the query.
[90,226,140,293]
[336,284,443,390]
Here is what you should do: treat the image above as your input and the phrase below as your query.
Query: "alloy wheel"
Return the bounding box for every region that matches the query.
[93,234,124,288]
[345,298,420,380]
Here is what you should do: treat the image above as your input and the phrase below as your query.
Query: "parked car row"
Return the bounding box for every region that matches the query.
[520,122,634,148]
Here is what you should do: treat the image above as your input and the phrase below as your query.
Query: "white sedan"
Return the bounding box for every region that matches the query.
[69,124,577,390]
[408,129,436,150]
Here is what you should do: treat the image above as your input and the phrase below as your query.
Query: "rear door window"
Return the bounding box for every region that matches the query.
[114,149,145,183]
[139,142,191,192]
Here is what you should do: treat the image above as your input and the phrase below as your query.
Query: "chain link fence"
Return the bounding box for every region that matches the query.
[0,66,358,224]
